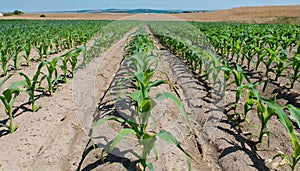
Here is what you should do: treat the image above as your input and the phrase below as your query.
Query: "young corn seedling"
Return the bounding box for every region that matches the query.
[41,57,61,96]
[221,61,232,93]
[0,46,10,76]
[242,82,261,121]
[254,47,267,71]
[0,88,21,133]
[290,54,300,89]
[59,54,69,83]
[273,50,292,81]
[205,50,222,86]
[69,47,83,78]
[34,44,45,61]
[255,98,277,144]
[0,75,20,133]
[59,47,83,82]
[95,29,192,171]
[232,64,251,110]
[244,44,256,70]
[202,50,217,81]
[12,62,46,112]
[267,102,300,171]
[41,40,51,59]
[233,39,242,64]
[23,43,32,66]
[262,47,278,92]
[11,45,23,70]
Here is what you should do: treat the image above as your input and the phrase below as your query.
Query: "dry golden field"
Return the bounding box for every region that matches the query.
[1,5,300,23]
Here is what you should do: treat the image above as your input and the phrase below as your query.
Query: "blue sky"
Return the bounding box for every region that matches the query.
[0,0,299,12]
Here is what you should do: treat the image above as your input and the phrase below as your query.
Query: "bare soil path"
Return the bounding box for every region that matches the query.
[76,28,210,170]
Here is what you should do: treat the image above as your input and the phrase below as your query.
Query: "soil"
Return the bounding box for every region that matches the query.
[1,5,300,24]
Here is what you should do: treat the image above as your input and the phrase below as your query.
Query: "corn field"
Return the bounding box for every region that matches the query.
[0,19,300,171]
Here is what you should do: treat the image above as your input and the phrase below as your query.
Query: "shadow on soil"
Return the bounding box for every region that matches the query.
[217,124,270,171]
[76,56,139,171]
[76,139,138,171]
[77,100,138,171]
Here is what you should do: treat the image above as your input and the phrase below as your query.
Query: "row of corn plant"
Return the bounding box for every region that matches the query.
[0,21,137,134]
[0,47,83,133]
[193,22,300,89]
[149,21,300,170]
[0,20,111,76]
[94,27,192,171]
[81,21,138,67]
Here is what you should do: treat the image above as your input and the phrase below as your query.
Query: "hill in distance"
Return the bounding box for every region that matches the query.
[47,8,212,14]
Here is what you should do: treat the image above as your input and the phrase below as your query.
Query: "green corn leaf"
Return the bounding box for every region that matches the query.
[3,88,16,102]
[157,130,193,160]
[262,99,299,149]
[0,96,8,107]
[286,104,300,129]
[187,156,191,171]
[141,134,156,159]
[147,163,154,171]
[156,92,190,127]
[140,98,156,113]
[135,72,144,86]
[19,72,31,86]
[152,143,158,160]
[140,98,156,125]
[107,128,136,153]
[0,74,13,88]
[10,80,27,89]
[52,75,64,86]
[127,92,141,105]
[273,152,292,167]
[145,80,167,92]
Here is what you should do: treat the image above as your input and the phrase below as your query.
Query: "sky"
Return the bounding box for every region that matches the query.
[0,0,299,12]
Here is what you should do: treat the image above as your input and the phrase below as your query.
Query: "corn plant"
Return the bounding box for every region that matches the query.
[59,52,71,83]
[290,54,300,89]
[10,45,23,70]
[254,46,267,70]
[69,47,83,78]
[41,57,61,96]
[34,43,45,61]
[0,45,10,76]
[0,76,12,131]
[266,101,300,171]
[232,64,251,110]
[273,50,292,81]
[59,47,83,82]
[203,50,222,86]
[95,29,192,171]
[242,82,261,120]
[264,47,278,78]
[261,47,277,92]
[233,39,242,64]
[11,62,46,112]
[253,98,277,143]
[0,75,21,133]
[244,44,256,70]
[23,43,32,66]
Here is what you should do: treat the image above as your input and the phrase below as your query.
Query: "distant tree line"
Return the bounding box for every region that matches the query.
[3,10,24,16]
[183,10,214,13]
